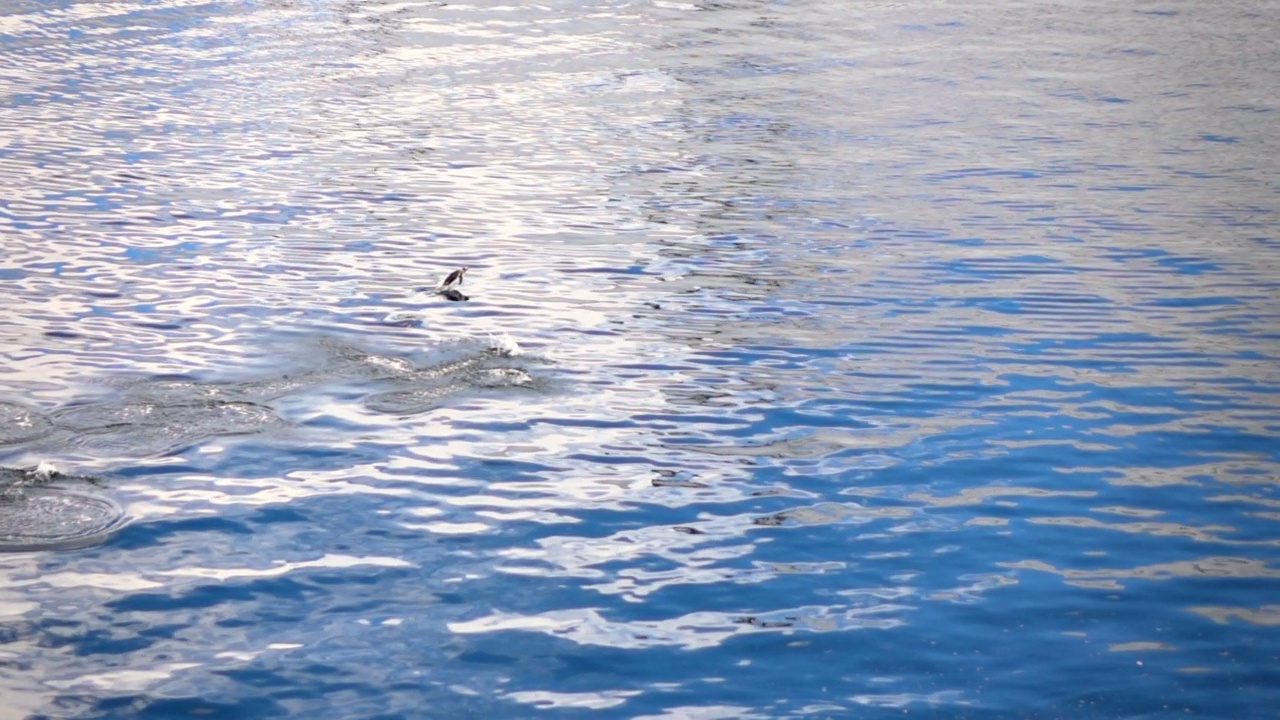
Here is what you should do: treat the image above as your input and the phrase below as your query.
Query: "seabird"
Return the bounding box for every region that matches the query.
[437,267,467,292]
[425,267,469,301]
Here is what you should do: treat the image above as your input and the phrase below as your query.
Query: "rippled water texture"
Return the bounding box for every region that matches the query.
[1,0,1278,717]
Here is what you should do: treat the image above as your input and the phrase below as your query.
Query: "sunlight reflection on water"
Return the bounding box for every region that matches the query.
[1,0,1278,717]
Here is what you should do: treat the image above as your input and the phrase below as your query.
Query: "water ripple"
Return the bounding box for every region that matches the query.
[1,0,1277,718]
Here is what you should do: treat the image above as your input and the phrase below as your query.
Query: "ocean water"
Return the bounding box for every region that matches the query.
[1,0,1277,718]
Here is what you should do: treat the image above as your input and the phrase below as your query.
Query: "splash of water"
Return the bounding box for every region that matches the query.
[487,333,524,358]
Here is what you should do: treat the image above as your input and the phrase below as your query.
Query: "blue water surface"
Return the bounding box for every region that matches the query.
[0,1,1278,718]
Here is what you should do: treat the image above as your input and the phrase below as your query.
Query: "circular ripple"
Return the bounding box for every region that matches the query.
[0,488,128,552]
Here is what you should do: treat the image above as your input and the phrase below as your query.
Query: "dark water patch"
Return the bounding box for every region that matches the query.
[0,400,55,446]
[49,399,285,457]
[361,386,456,415]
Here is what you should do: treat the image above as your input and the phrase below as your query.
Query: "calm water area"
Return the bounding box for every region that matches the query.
[1,0,1278,718]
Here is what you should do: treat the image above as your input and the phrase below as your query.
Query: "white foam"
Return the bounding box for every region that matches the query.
[488,333,524,357]
[33,461,58,480]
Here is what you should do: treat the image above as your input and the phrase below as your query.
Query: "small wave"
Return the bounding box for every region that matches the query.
[383,310,425,327]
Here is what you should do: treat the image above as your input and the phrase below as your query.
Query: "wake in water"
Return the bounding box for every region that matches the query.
[0,461,97,497]
[361,336,543,413]
[0,334,550,552]
[1,333,551,463]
